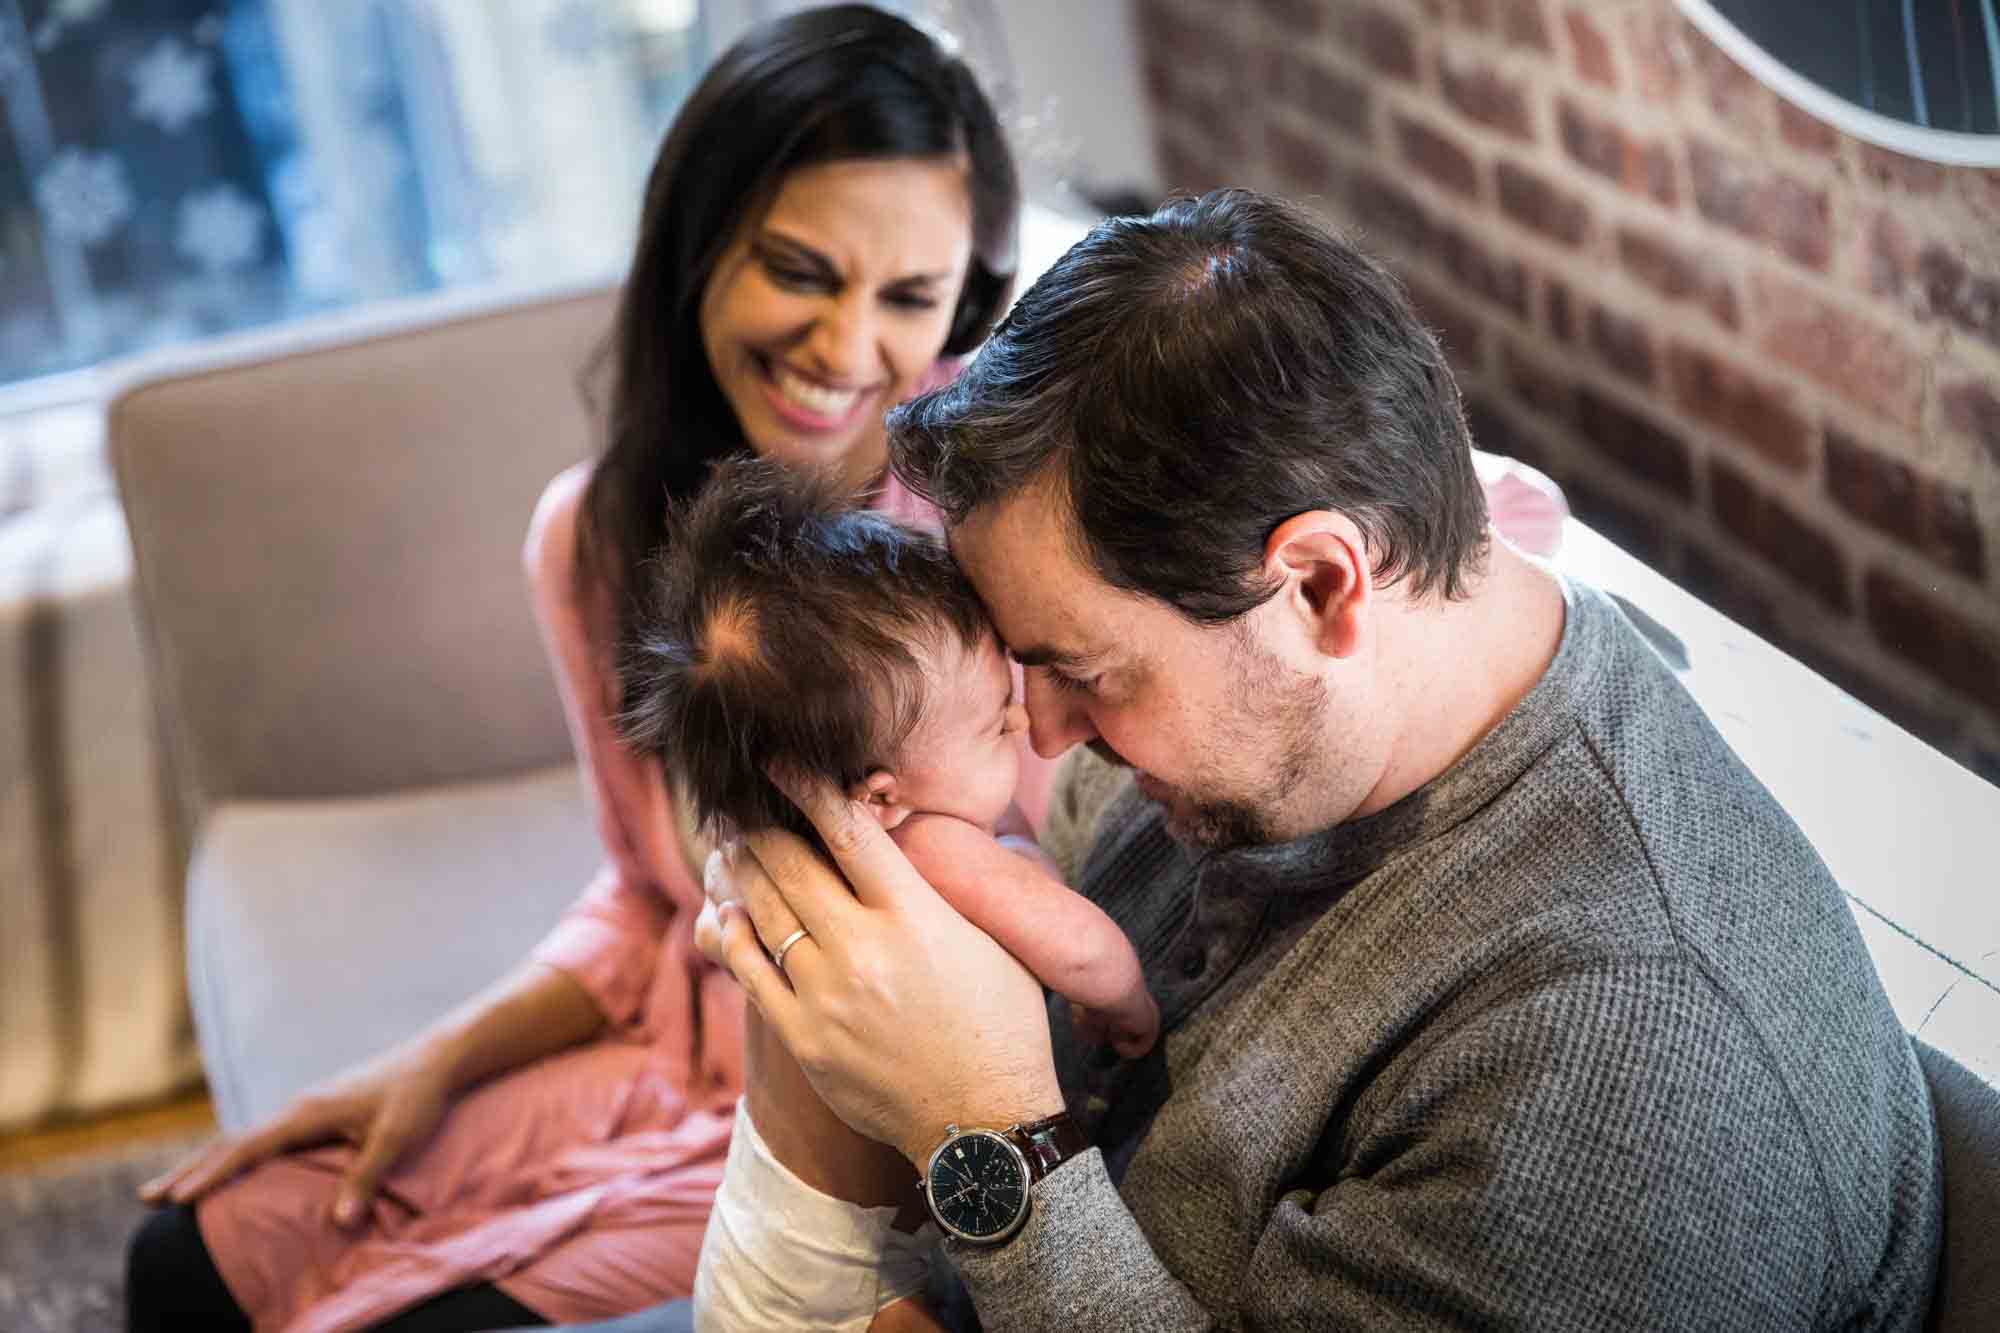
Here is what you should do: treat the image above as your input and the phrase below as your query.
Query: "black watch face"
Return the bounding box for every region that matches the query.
[926,1130,1029,1242]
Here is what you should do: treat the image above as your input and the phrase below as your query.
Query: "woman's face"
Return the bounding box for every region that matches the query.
[700,157,974,493]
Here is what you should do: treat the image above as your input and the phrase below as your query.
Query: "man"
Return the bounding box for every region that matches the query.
[703,189,1941,1329]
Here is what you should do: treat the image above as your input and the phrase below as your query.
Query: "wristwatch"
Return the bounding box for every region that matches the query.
[921,1111,1088,1245]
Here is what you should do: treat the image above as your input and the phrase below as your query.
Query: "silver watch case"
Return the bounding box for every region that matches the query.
[922,1123,1034,1245]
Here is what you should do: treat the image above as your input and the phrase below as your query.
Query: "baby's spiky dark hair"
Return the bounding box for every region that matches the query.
[619,455,988,842]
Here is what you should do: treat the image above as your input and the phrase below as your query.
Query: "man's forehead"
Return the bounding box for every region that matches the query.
[946,495,1118,659]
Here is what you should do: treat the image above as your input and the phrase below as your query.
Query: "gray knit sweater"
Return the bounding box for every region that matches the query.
[943,580,1941,1330]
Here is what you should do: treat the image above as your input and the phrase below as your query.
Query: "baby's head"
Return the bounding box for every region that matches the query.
[620,455,1027,845]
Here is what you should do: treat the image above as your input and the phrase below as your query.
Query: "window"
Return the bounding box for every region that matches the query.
[0,0,1011,391]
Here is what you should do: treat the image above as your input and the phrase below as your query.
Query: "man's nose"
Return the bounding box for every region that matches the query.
[1023,670,1095,758]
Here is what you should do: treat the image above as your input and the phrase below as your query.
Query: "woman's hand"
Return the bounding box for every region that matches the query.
[139,1047,453,1226]
[698,771,1065,1167]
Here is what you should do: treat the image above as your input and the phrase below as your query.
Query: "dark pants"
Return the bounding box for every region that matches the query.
[126,1203,551,1331]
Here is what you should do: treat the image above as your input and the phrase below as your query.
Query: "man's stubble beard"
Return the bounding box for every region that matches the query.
[1112,652,1330,854]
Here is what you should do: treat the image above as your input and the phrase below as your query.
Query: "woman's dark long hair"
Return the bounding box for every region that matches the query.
[576,4,1019,689]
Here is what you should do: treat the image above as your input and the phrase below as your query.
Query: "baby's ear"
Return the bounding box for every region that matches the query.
[847,769,911,830]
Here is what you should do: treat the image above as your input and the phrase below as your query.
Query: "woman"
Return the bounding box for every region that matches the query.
[126,8,1021,1330]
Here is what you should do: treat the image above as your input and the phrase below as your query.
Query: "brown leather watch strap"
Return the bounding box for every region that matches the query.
[1008,1111,1088,1184]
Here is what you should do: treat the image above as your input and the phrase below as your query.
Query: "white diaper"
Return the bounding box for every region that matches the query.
[693,1098,936,1331]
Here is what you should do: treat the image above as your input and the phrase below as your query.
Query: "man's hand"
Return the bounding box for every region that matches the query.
[696,771,1065,1167]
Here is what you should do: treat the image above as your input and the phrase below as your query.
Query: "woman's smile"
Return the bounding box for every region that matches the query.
[758,354,882,432]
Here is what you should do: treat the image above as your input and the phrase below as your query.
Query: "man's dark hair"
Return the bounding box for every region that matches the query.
[888,188,1489,621]
[619,456,989,842]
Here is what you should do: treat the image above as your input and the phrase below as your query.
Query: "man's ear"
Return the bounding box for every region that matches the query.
[1263,511,1370,659]
[846,769,913,830]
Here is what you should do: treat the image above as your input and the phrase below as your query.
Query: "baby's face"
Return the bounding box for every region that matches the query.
[889,630,1029,831]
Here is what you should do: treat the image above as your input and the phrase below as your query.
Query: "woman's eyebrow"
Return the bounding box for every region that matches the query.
[755,230,952,287]
[753,230,838,276]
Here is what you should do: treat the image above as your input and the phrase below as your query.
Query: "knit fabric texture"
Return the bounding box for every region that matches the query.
[945,580,1942,1331]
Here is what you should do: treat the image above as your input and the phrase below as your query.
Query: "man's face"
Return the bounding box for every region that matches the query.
[951,483,1348,851]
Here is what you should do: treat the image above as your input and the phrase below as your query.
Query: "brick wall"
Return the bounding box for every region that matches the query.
[1135,0,2000,782]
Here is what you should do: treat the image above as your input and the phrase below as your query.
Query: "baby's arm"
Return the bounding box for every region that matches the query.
[892,814,1158,1058]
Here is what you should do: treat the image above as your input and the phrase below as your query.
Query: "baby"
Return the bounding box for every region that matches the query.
[618,456,1158,1329]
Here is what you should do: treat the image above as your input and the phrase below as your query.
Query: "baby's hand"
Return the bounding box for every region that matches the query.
[1070,986,1160,1061]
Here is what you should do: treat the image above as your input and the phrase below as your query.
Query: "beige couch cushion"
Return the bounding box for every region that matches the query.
[190,764,597,1129]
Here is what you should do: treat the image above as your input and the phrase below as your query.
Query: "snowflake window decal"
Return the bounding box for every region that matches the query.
[129,35,216,134]
[177,184,265,273]
[35,148,134,247]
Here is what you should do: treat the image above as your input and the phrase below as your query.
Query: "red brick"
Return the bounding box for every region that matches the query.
[1136,2,1245,81]
[1665,343,1812,471]
[1441,0,1493,29]
[1497,0,1552,52]
[1263,48,1372,137]
[1568,473,1674,569]
[1266,121,1342,195]
[1397,116,1481,198]
[1709,460,1851,613]
[1344,167,1433,254]
[1678,539,1778,634]
[1623,10,1686,102]
[1156,85,1251,159]
[1575,388,1695,500]
[1824,429,1986,582]
[1866,209,1916,303]
[1503,340,1574,421]
[1435,222,1531,318]
[1857,143,1948,196]
[1685,24,1765,129]
[1587,304,1655,385]
[1158,128,1230,194]
[1754,273,1924,428]
[1972,744,2000,788]
[1688,138,1831,272]
[1866,568,2000,709]
[1495,159,1590,245]
[1438,53,1534,141]
[1346,6,1420,82]
[1941,377,2000,469]
[1959,169,2000,229]
[1617,226,1739,329]
[1916,246,2000,356]
[1775,97,1838,155]
[1557,99,1676,208]
[1254,0,1322,36]
[1464,393,1560,474]
[1564,9,1615,89]
[1544,275,1575,342]
[1404,276,1486,371]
